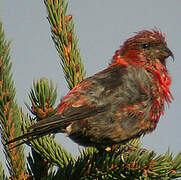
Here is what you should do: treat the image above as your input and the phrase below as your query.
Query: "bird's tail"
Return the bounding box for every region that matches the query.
[6,114,68,148]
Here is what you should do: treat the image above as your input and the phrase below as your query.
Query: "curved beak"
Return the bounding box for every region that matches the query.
[164,46,174,61]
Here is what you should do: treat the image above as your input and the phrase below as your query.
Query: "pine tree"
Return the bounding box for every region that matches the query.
[0,0,181,179]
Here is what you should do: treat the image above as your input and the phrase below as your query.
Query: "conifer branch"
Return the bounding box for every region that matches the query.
[52,142,181,179]
[0,21,27,179]
[24,79,75,171]
[0,163,6,180]
[44,0,86,89]
[25,78,57,120]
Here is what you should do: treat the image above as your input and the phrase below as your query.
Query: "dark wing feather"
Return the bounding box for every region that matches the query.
[6,105,107,147]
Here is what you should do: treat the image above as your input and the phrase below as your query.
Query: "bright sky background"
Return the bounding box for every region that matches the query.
[0,0,180,176]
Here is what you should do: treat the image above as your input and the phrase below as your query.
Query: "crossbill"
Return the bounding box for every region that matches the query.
[7,29,174,149]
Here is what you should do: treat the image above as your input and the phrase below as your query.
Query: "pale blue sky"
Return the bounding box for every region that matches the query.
[0,0,180,176]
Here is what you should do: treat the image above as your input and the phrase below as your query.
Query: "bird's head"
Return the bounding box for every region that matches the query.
[113,29,174,68]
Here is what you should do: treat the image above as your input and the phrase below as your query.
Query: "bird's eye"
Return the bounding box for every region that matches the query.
[142,43,150,49]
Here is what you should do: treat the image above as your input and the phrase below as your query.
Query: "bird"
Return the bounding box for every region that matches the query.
[7,29,174,150]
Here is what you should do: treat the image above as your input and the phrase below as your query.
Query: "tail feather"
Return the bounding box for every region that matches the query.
[6,114,68,147]
[6,105,108,148]
[28,114,68,131]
